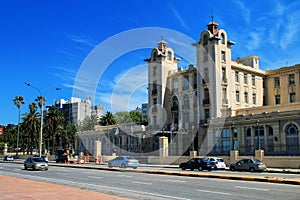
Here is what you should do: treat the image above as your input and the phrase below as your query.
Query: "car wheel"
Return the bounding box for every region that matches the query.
[249,167,255,172]
[230,166,235,171]
[121,164,126,168]
[198,166,203,171]
[208,167,212,171]
[108,163,112,168]
[133,167,137,169]
[24,165,27,170]
[181,166,186,170]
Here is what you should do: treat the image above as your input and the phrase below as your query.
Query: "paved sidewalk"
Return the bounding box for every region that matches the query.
[0,175,129,200]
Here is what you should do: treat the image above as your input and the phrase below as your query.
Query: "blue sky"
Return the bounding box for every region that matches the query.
[1,0,300,125]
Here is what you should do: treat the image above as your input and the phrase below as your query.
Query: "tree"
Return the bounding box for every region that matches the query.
[44,106,65,154]
[129,110,142,123]
[13,96,25,155]
[62,123,77,149]
[100,111,116,126]
[77,115,99,131]
[22,103,40,155]
[114,111,131,124]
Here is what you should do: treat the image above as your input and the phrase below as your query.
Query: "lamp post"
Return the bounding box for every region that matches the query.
[231,123,235,151]
[256,119,261,150]
[25,82,61,156]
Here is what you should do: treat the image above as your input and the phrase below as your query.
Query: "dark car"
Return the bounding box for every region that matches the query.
[24,156,48,170]
[55,154,68,163]
[230,158,267,172]
[179,158,215,171]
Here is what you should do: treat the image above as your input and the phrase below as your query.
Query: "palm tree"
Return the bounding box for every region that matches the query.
[100,111,116,126]
[22,103,40,155]
[44,106,65,154]
[13,96,25,155]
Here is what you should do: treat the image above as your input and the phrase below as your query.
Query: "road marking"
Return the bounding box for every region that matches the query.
[117,174,133,178]
[234,186,269,191]
[148,178,186,183]
[87,176,103,179]
[197,189,231,195]
[132,181,152,185]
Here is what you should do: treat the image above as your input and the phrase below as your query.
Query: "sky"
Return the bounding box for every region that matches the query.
[1,0,300,125]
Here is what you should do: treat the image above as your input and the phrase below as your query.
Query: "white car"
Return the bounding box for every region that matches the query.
[207,157,226,169]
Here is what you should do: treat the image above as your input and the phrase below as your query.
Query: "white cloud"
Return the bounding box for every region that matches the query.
[169,6,190,30]
[68,35,97,48]
[233,0,251,25]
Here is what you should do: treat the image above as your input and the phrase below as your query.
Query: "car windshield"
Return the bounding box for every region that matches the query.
[126,156,134,160]
[217,159,224,162]
[32,157,43,162]
[253,159,261,163]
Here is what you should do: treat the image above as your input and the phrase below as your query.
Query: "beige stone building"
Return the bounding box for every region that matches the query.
[145,20,300,156]
[75,20,299,158]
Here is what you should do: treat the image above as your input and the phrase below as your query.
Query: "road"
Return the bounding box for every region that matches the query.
[0,162,299,200]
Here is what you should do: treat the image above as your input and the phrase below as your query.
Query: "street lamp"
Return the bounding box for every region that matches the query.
[256,119,261,150]
[231,123,235,151]
[25,82,61,156]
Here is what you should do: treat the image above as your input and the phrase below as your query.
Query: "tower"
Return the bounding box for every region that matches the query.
[145,40,180,130]
[194,20,235,123]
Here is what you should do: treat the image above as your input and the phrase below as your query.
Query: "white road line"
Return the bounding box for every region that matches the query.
[148,178,186,183]
[87,176,103,179]
[234,186,269,191]
[197,189,231,195]
[132,181,152,185]
[117,175,133,178]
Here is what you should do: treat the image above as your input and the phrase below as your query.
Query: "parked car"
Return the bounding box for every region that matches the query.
[108,156,139,169]
[55,154,68,163]
[3,156,14,161]
[24,156,49,170]
[207,157,226,169]
[230,158,267,172]
[179,158,215,171]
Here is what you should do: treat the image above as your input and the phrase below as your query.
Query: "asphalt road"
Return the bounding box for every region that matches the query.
[0,162,299,200]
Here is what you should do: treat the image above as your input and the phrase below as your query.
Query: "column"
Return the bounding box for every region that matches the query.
[159,136,168,157]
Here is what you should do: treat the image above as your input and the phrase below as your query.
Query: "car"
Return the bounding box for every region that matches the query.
[108,156,139,169]
[24,156,49,170]
[179,158,215,171]
[207,157,226,169]
[3,156,14,161]
[55,154,68,163]
[230,158,267,172]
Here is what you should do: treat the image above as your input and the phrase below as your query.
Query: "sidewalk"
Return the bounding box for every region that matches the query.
[0,175,129,200]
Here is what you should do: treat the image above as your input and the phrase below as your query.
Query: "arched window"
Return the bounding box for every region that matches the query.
[221,33,225,44]
[167,51,172,60]
[286,124,299,154]
[287,124,298,135]
[203,34,208,45]
[152,51,157,61]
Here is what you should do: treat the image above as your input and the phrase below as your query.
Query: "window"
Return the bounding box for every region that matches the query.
[173,78,178,92]
[153,66,157,77]
[222,129,230,138]
[167,51,172,60]
[252,93,256,105]
[204,68,209,83]
[221,51,226,62]
[193,73,197,89]
[290,92,296,103]
[221,33,225,44]
[286,124,299,154]
[244,92,248,104]
[222,67,226,82]
[244,73,248,85]
[183,94,189,109]
[274,77,280,88]
[204,109,210,121]
[236,91,240,102]
[184,75,189,90]
[289,74,295,85]
[252,75,255,86]
[275,95,280,104]
[222,88,227,104]
[203,34,208,45]
[235,71,239,82]
[204,88,210,103]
